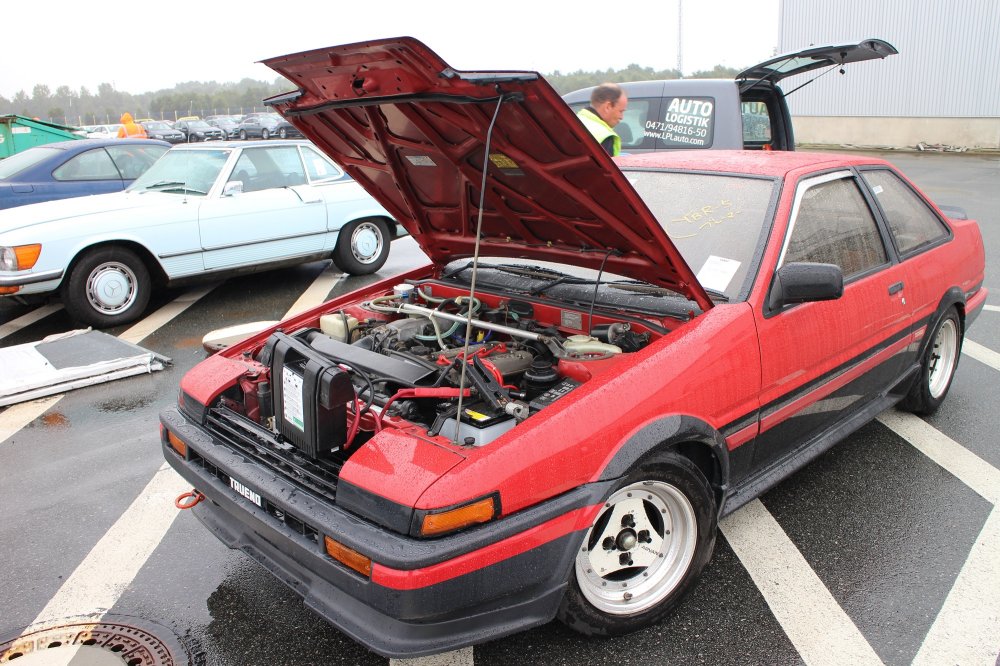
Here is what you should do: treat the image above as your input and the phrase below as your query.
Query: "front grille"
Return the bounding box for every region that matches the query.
[202,405,349,500]
[191,451,320,543]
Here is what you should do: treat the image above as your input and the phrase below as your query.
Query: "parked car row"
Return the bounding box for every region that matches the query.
[76,113,307,143]
[0,140,401,327]
[0,138,169,209]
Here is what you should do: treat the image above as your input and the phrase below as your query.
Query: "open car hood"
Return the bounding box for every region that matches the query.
[737,38,897,90]
[262,37,712,312]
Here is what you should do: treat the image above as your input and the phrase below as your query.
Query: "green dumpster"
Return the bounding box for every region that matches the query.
[0,115,84,159]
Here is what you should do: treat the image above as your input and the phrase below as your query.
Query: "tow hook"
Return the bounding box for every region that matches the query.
[175,489,205,510]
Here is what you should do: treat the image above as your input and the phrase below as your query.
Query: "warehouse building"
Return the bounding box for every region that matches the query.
[778,0,999,150]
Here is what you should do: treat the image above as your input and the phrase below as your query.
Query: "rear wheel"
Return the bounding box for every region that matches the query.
[61,246,151,328]
[331,218,390,275]
[278,128,288,139]
[558,453,716,636]
[901,307,962,415]
[261,128,270,140]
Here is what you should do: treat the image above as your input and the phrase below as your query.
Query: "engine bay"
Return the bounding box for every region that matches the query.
[213,279,667,460]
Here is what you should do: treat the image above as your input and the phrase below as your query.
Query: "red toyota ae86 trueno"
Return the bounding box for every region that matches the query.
[160,38,987,657]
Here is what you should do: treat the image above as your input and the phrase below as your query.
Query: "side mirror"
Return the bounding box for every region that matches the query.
[768,262,843,311]
[223,181,243,197]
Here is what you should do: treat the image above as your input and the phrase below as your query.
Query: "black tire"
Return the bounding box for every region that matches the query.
[187,133,196,143]
[331,218,391,275]
[557,452,717,637]
[261,128,270,140]
[60,246,151,329]
[239,129,247,140]
[278,128,288,139]
[900,307,963,416]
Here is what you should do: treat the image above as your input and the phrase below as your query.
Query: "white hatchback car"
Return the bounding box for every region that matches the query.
[0,140,399,327]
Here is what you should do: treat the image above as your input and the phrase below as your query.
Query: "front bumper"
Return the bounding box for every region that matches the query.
[160,407,610,658]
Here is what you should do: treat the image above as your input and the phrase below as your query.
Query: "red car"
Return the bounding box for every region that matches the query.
[160,38,987,657]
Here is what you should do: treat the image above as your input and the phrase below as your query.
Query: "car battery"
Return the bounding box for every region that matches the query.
[438,402,516,447]
[265,333,354,459]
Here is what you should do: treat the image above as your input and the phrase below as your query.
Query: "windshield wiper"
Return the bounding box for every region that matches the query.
[528,275,596,295]
[443,262,573,282]
[142,180,186,191]
[141,181,208,195]
[701,288,730,302]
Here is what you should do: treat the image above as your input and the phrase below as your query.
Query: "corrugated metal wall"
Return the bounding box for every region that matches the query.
[779,0,1000,117]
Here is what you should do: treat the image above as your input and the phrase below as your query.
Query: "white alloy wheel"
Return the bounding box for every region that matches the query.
[927,316,959,399]
[575,480,698,615]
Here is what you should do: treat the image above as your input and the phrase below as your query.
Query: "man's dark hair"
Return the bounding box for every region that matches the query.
[590,83,624,107]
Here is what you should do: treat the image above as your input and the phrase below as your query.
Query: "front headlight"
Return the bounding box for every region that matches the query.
[0,244,41,271]
[0,247,15,271]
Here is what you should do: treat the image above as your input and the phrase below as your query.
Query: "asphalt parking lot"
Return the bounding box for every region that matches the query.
[1,150,998,666]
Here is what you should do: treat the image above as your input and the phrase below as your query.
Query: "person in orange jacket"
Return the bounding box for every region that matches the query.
[117,112,148,139]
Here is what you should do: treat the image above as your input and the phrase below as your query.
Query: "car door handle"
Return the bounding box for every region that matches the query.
[888,282,904,295]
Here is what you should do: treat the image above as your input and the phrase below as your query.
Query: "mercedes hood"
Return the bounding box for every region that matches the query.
[262,37,712,311]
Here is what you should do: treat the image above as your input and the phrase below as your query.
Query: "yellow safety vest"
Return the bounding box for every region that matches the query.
[577,108,621,156]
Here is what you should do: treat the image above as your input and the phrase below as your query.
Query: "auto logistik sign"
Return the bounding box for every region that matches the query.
[644,97,715,148]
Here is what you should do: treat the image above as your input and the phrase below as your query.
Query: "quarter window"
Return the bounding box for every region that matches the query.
[783,177,887,279]
[105,145,168,180]
[861,169,949,255]
[568,97,658,152]
[741,101,772,145]
[302,146,343,182]
[53,149,120,181]
[229,146,307,192]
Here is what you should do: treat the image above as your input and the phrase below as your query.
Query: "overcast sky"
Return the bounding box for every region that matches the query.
[1,0,779,99]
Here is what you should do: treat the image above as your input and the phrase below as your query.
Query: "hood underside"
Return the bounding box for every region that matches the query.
[262,37,711,311]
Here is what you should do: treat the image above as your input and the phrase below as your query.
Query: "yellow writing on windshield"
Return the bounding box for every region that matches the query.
[666,200,739,239]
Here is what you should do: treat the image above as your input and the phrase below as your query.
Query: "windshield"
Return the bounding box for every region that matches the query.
[188,120,212,130]
[145,122,171,130]
[625,170,777,301]
[129,148,231,195]
[0,146,58,179]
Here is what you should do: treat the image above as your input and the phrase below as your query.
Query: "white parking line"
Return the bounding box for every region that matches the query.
[390,647,474,666]
[983,304,1000,313]
[877,411,1000,505]
[28,464,188,625]
[912,508,1000,666]
[720,500,884,666]
[0,396,62,444]
[118,284,220,345]
[8,286,215,639]
[962,339,1000,374]
[879,410,1000,666]
[284,262,344,319]
[0,303,64,341]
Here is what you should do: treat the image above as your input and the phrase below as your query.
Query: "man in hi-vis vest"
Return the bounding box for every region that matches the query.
[576,83,628,157]
[117,112,148,139]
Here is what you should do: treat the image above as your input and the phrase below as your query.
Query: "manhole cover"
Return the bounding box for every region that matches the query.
[1,618,190,666]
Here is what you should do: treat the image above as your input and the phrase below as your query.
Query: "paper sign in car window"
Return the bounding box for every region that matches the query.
[697,255,741,293]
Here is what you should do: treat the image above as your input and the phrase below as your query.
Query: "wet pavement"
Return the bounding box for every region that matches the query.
[1,151,998,666]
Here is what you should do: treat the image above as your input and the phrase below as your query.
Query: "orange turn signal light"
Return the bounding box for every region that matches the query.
[0,286,20,295]
[14,244,42,270]
[165,429,187,458]
[420,496,497,537]
[324,536,372,577]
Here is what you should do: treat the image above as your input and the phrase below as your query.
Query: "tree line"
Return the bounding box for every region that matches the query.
[0,64,739,127]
